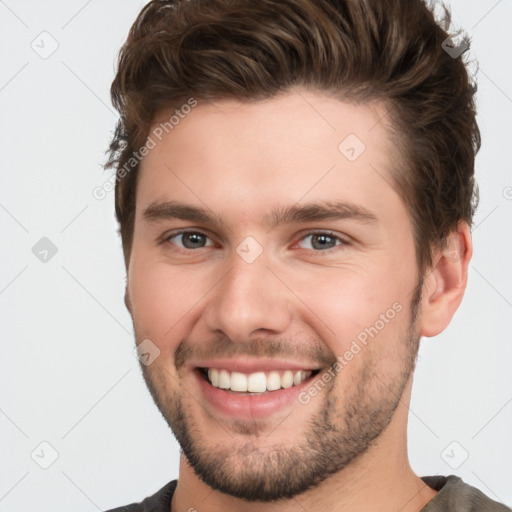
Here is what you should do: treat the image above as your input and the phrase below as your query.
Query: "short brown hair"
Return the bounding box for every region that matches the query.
[106,0,479,273]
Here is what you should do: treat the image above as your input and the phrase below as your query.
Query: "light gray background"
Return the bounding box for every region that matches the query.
[1,1,511,510]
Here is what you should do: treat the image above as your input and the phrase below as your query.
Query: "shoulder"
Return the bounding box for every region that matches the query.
[421,475,510,511]
[103,480,177,512]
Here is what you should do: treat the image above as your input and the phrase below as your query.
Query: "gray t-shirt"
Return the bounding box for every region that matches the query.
[105,475,510,511]
[421,475,510,511]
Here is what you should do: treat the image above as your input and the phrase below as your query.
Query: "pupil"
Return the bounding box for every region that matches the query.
[183,233,205,248]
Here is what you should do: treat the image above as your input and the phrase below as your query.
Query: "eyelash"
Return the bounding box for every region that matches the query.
[161,230,348,255]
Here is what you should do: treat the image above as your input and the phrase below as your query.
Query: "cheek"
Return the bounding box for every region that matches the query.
[128,259,205,344]
[284,262,413,353]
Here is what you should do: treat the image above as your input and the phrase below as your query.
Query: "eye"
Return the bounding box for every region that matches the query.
[297,232,344,251]
[165,231,214,250]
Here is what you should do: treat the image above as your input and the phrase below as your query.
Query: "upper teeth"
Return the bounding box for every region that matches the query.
[206,369,312,392]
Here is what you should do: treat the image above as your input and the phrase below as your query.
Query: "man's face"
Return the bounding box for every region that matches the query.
[127,90,423,501]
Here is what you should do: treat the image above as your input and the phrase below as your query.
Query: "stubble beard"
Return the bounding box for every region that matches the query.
[137,283,423,502]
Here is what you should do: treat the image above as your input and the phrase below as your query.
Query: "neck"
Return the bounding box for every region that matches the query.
[171,379,437,512]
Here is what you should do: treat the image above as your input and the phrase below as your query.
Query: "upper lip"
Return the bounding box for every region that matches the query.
[191,357,322,374]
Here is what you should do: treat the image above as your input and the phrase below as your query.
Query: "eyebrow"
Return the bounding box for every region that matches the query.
[142,200,379,228]
[267,202,379,228]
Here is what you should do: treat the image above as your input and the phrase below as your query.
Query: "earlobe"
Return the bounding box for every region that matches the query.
[419,222,473,337]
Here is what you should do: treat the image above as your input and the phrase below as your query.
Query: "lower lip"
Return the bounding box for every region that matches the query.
[195,369,316,419]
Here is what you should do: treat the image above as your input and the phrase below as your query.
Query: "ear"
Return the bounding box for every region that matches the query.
[419,222,473,337]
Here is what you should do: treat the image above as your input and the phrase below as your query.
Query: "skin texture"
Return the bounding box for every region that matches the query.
[125,89,472,512]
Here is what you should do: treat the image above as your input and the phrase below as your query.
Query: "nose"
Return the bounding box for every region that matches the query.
[202,253,293,342]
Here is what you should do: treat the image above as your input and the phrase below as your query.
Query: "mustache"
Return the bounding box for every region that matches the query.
[174,336,337,370]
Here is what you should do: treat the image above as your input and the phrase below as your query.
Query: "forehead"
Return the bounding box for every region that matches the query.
[136,89,403,224]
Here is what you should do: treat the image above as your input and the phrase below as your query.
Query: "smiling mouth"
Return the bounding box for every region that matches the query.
[198,367,321,395]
